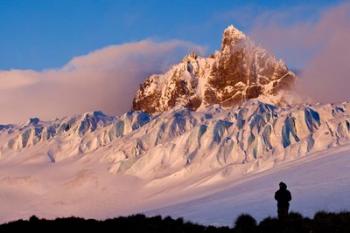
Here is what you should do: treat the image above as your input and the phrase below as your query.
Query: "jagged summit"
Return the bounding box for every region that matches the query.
[223,24,244,36]
[221,25,246,50]
[132,25,296,114]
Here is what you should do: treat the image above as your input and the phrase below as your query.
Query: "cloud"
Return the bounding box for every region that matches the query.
[0,40,205,123]
[247,3,350,104]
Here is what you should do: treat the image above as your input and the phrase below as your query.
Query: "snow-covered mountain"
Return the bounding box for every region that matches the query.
[1,99,350,224]
[1,99,350,180]
[133,25,296,113]
[1,25,350,225]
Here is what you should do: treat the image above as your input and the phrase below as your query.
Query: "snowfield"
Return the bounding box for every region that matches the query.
[148,144,350,226]
[1,100,350,225]
[1,140,350,226]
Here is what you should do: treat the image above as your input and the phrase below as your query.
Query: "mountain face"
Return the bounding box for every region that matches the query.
[132,25,296,114]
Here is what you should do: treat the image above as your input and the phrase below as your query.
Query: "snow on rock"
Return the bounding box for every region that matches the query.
[132,25,296,114]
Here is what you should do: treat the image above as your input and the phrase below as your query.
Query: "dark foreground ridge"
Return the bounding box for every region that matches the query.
[1,211,350,233]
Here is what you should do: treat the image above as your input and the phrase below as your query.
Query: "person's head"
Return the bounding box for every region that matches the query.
[279,182,287,190]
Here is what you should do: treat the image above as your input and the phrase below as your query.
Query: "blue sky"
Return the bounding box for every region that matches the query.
[0,0,342,70]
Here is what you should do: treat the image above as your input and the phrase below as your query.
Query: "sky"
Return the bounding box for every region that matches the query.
[0,0,349,123]
[0,0,342,70]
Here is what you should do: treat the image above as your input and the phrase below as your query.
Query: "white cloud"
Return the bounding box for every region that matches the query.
[0,40,205,123]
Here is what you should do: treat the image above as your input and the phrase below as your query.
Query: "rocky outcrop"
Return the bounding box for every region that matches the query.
[132,25,296,113]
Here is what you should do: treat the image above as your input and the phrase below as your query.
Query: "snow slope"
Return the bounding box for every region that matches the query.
[148,145,350,226]
[1,134,350,226]
[1,100,350,225]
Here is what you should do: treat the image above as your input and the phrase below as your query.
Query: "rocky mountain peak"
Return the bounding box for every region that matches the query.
[132,25,296,114]
[221,25,246,51]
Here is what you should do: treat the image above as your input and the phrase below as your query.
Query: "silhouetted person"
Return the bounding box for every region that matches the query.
[274,182,292,219]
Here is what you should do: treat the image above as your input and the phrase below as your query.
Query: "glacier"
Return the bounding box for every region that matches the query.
[1,100,350,224]
[1,100,350,178]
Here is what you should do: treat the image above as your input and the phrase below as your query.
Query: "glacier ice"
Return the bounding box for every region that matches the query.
[1,100,350,179]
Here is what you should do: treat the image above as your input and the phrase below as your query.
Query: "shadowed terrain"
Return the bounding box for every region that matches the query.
[1,211,350,233]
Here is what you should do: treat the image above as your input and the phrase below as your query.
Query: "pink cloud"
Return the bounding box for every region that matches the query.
[248,3,350,104]
[0,40,205,123]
